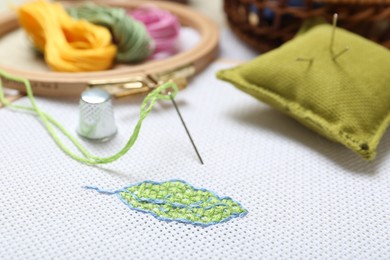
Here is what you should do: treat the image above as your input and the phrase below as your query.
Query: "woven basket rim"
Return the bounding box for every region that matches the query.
[317,0,390,4]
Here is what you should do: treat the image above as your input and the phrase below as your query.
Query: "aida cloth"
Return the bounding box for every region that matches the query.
[1,62,390,258]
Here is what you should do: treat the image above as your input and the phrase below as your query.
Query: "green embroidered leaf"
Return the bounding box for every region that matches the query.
[119,180,248,226]
[86,180,248,227]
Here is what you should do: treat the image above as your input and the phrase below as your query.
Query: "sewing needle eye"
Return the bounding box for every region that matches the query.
[169,94,204,165]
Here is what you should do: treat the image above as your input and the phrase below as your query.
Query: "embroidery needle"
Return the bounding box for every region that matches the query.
[146,74,204,165]
[330,13,338,53]
[296,57,313,66]
[333,47,349,61]
[330,13,349,60]
[169,94,204,165]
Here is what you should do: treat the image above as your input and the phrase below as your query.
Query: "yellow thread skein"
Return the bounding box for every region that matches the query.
[18,1,117,72]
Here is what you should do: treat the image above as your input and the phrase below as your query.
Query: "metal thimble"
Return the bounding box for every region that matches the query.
[77,88,117,142]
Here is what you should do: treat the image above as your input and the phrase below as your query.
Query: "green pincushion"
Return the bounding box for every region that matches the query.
[217,24,390,160]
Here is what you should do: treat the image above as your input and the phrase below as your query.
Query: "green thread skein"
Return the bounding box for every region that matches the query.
[68,3,155,63]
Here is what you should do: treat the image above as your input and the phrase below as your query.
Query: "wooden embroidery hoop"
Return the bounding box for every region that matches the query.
[0,0,219,98]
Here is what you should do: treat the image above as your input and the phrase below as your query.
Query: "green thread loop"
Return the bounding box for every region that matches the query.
[0,70,178,164]
[68,3,154,63]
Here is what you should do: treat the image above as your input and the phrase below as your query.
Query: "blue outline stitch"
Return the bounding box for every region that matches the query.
[85,179,248,227]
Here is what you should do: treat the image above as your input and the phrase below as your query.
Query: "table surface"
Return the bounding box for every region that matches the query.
[1,1,390,259]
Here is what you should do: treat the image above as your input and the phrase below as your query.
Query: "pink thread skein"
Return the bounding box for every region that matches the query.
[130,6,180,57]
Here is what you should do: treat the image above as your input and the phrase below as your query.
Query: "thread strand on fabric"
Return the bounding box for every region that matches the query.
[0,70,178,165]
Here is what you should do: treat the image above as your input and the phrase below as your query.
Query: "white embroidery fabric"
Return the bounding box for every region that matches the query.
[1,62,389,259]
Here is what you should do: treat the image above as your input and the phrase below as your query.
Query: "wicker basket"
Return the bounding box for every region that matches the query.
[224,0,390,52]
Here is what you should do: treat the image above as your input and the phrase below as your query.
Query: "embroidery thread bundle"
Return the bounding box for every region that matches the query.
[68,3,154,63]
[0,69,178,165]
[18,1,117,72]
[17,1,182,72]
[130,5,181,57]
[85,180,248,227]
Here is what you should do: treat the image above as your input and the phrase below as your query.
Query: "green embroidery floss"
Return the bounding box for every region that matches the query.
[0,69,178,165]
[68,3,154,63]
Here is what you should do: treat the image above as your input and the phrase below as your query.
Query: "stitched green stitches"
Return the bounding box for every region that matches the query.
[86,180,248,227]
[121,181,247,225]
